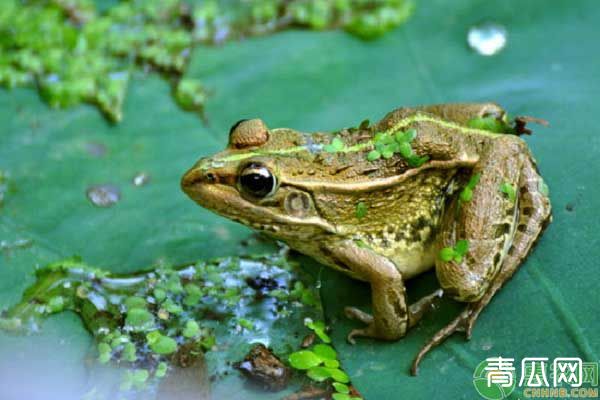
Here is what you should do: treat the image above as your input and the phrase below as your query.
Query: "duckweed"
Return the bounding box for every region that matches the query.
[324,137,346,153]
[500,182,516,203]
[0,0,413,122]
[439,239,470,263]
[467,116,516,134]
[355,202,368,219]
[146,331,177,355]
[459,173,481,203]
[367,128,429,167]
[1,252,322,396]
[305,319,331,343]
[288,322,361,398]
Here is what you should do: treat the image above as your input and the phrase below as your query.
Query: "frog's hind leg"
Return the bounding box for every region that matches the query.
[411,137,551,375]
[461,154,552,336]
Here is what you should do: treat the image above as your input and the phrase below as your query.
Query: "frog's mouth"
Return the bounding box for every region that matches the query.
[181,166,337,235]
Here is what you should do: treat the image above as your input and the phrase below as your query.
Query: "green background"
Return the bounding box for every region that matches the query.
[1,0,599,399]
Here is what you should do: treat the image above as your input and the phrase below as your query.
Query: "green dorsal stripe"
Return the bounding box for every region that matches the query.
[211,114,500,165]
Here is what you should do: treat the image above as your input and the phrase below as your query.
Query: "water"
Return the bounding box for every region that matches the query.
[467,23,507,56]
[132,172,151,187]
[86,184,121,207]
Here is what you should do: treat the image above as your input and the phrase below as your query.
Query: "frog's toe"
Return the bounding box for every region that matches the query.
[347,324,377,345]
[344,306,374,325]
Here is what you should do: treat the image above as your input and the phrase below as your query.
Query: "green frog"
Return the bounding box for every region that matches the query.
[181,103,552,374]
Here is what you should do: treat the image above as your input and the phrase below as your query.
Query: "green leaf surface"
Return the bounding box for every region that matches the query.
[1,0,600,400]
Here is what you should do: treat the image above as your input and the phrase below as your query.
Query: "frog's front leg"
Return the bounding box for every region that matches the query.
[411,136,552,375]
[327,242,442,343]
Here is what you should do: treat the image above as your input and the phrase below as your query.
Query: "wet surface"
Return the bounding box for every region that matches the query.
[86,184,122,207]
[0,251,321,399]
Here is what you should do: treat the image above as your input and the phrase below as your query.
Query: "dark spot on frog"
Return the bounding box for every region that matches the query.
[413,216,430,231]
[522,207,533,216]
[494,223,511,238]
[234,344,291,392]
[493,253,501,266]
[565,202,575,212]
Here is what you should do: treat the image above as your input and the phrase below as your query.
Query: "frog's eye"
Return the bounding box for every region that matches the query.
[238,163,277,198]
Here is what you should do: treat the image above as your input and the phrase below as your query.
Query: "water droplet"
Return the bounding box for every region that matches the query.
[86,184,121,207]
[467,23,507,56]
[132,172,151,187]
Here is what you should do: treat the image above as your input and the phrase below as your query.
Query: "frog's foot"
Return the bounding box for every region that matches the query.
[408,289,444,328]
[410,307,474,376]
[344,307,375,344]
[346,323,378,345]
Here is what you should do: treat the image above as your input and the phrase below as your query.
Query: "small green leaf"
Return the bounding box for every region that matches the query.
[125,308,155,331]
[333,382,350,394]
[324,359,340,368]
[146,331,178,355]
[381,148,394,159]
[182,320,200,338]
[307,366,332,381]
[153,288,166,302]
[454,239,469,256]
[122,342,137,362]
[324,137,345,153]
[237,318,254,331]
[306,320,331,343]
[404,128,417,142]
[439,247,455,262]
[313,344,337,360]
[98,351,111,364]
[373,132,386,142]
[155,362,168,378]
[332,393,352,400]
[98,342,111,355]
[459,187,473,202]
[500,182,516,203]
[355,202,367,219]
[48,296,64,312]
[467,173,482,188]
[467,117,513,133]
[124,296,146,310]
[328,367,350,383]
[407,155,429,167]
[398,141,413,158]
[289,350,322,370]
[367,150,381,161]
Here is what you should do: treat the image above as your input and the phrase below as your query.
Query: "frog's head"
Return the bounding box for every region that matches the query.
[181,119,338,241]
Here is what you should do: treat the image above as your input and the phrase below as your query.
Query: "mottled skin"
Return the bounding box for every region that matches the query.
[181,103,552,374]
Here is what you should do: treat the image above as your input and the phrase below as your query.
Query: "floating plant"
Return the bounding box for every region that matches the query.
[0,251,322,398]
[0,0,414,122]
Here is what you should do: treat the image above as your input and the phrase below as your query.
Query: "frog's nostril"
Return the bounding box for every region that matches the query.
[205,172,216,183]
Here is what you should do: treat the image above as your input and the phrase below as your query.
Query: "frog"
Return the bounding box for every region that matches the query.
[181,103,552,375]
